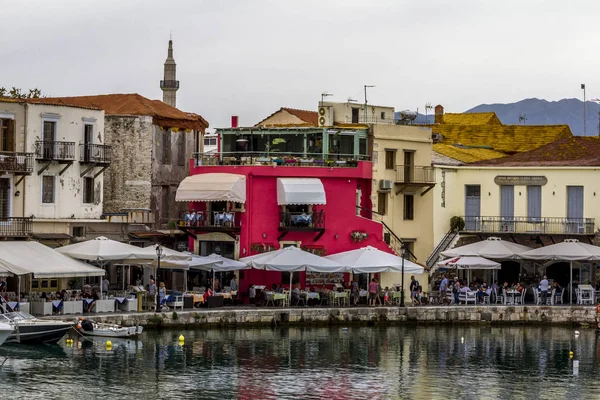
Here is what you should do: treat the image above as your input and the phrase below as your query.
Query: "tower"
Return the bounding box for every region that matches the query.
[160,39,179,108]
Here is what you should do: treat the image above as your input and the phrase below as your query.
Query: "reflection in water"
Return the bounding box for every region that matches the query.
[0,326,598,399]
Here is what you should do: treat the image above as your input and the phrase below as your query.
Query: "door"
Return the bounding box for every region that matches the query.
[403,151,414,183]
[43,121,55,159]
[352,108,359,123]
[567,186,584,233]
[83,124,93,162]
[465,185,481,230]
[0,179,9,219]
[500,185,514,232]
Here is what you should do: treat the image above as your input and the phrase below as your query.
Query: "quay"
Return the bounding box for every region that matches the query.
[48,305,599,329]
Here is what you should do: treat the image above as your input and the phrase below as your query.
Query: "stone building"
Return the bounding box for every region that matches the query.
[33,94,209,228]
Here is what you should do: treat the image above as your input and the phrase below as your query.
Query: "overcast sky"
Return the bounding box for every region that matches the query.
[3,0,599,128]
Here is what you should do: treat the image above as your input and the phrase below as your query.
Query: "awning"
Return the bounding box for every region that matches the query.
[31,233,73,240]
[176,173,246,203]
[0,242,105,278]
[276,178,326,205]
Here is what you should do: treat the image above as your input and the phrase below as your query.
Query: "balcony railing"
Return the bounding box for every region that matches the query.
[160,80,180,89]
[194,152,369,168]
[0,152,34,174]
[35,141,75,161]
[280,210,325,229]
[462,216,596,235]
[80,144,112,164]
[179,211,241,230]
[0,217,33,237]
[395,165,435,184]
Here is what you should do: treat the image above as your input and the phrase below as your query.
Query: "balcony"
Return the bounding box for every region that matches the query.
[194,152,368,168]
[0,217,33,237]
[394,165,435,195]
[35,141,75,162]
[278,210,325,241]
[462,216,596,235]
[178,211,242,235]
[160,80,180,89]
[80,144,112,165]
[0,152,34,175]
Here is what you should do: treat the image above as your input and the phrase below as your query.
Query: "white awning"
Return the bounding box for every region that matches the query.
[176,173,246,203]
[276,178,326,205]
[0,242,105,278]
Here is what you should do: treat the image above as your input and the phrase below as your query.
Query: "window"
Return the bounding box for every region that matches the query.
[83,177,94,204]
[72,226,85,237]
[403,195,414,220]
[380,111,386,120]
[377,192,387,215]
[385,150,396,169]
[0,179,10,218]
[43,120,56,142]
[42,176,55,204]
[0,119,15,151]
[162,130,172,164]
[204,138,217,146]
[177,132,186,166]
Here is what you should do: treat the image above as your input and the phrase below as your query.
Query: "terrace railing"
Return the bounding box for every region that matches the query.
[0,151,34,174]
[80,144,112,164]
[193,152,369,167]
[0,217,33,237]
[395,165,435,184]
[279,210,325,229]
[34,141,75,161]
[462,216,595,235]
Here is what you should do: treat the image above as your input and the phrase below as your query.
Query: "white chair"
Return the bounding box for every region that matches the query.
[533,289,540,305]
[465,292,477,305]
[495,288,504,304]
[483,289,492,304]
[554,289,564,305]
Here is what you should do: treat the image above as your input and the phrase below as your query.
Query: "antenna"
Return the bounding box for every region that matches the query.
[320,92,334,105]
[347,97,357,103]
[518,114,527,125]
[425,103,433,123]
[364,85,375,123]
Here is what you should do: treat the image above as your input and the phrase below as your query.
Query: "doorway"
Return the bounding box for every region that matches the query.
[465,185,481,230]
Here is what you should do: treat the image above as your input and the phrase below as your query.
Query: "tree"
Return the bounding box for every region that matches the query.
[0,87,42,98]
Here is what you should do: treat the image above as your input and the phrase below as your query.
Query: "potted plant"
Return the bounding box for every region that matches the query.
[450,216,465,232]
[168,220,177,236]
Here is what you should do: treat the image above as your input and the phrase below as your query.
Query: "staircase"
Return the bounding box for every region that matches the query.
[426,228,460,270]
[355,206,416,260]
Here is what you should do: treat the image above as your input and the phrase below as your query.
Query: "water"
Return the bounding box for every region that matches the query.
[0,325,598,399]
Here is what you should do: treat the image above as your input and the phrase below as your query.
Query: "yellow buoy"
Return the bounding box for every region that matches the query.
[106,340,112,349]
[179,334,185,342]
[569,351,574,358]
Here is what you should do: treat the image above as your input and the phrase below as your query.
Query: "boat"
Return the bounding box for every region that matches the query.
[75,318,143,338]
[0,312,72,344]
[0,322,13,346]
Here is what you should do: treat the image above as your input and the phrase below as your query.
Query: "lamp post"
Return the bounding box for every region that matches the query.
[155,243,163,313]
[400,244,406,307]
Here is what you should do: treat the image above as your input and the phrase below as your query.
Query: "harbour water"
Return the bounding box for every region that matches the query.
[0,326,599,399]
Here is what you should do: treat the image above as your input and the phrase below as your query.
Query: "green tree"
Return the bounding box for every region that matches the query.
[1,87,42,98]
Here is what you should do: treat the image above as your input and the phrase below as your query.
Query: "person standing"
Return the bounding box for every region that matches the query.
[158,282,168,310]
[102,276,110,295]
[148,279,157,310]
[368,278,378,306]
[230,275,237,291]
[439,275,449,304]
[409,276,419,301]
[540,275,549,305]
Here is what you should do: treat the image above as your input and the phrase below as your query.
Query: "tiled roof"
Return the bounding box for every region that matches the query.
[0,97,102,111]
[433,144,507,164]
[255,107,318,127]
[472,136,600,167]
[442,112,502,125]
[29,94,209,130]
[432,124,572,154]
[432,150,464,166]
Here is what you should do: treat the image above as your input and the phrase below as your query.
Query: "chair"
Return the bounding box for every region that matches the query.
[265,292,275,307]
[281,291,290,307]
[533,289,540,305]
[465,292,477,305]
[294,292,305,306]
[483,289,492,304]
[554,289,564,305]
[495,288,504,304]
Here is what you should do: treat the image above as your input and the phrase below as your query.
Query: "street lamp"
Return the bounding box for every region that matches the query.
[400,244,406,307]
[155,244,163,313]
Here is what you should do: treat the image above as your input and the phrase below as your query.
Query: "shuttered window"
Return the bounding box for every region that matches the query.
[0,179,10,218]
[527,186,542,220]
[83,177,94,204]
[42,176,55,204]
[403,195,414,220]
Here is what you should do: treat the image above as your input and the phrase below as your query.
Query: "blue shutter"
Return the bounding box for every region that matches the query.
[527,186,542,221]
[500,185,514,218]
[567,186,584,219]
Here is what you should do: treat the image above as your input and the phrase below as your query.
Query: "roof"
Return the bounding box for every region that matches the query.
[29,94,209,131]
[472,136,600,167]
[0,97,102,111]
[256,107,318,127]
[432,124,572,154]
[431,150,464,166]
[31,233,73,240]
[442,112,502,126]
[433,144,507,164]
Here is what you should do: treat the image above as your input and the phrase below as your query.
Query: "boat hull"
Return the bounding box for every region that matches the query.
[0,323,13,346]
[5,324,72,344]
[79,326,143,339]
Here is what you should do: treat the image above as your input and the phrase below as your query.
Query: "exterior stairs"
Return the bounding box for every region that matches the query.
[426,228,460,271]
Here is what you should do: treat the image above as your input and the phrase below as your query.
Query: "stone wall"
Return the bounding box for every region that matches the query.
[103,116,153,213]
[66,305,598,329]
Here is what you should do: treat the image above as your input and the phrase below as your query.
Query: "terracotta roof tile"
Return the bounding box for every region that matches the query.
[29,94,209,130]
[256,107,318,126]
[442,112,502,125]
[433,144,507,164]
[0,97,102,111]
[472,136,600,167]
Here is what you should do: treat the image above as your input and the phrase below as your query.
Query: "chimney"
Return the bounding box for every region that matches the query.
[434,105,444,124]
[231,116,239,128]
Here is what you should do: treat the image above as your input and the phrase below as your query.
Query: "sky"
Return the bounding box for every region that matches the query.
[3,0,600,129]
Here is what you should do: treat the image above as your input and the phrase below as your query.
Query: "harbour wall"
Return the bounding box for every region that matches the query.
[54,305,599,329]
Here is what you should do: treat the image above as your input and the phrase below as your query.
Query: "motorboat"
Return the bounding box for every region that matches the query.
[0,322,13,346]
[75,318,143,338]
[0,312,72,344]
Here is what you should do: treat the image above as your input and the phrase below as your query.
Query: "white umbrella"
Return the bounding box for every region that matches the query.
[440,237,532,259]
[189,254,248,272]
[56,236,148,261]
[437,256,501,270]
[133,246,192,264]
[520,239,600,305]
[325,246,424,274]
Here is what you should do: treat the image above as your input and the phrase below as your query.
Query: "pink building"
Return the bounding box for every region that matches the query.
[176,126,394,298]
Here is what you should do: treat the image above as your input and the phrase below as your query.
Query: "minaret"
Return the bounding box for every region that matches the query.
[160,38,179,108]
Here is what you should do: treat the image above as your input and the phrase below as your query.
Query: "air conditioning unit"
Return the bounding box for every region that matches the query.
[379,179,392,191]
[318,106,334,127]
[432,133,443,143]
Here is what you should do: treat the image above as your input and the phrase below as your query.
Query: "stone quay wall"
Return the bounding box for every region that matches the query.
[58,305,599,329]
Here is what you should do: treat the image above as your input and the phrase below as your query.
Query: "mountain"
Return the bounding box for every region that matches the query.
[466,98,600,136]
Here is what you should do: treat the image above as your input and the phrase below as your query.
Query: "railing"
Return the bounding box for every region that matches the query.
[395,165,435,184]
[80,144,112,164]
[426,228,459,270]
[179,211,240,229]
[34,141,75,161]
[280,210,325,229]
[462,216,596,235]
[160,80,180,89]
[358,116,397,125]
[0,151,34,174]
[193,152,369,167]
[0,217,33,237]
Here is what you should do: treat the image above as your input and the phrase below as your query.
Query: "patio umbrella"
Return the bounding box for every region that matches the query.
[325,246,424,274]
[56,236,149,261]
[520,239,600,304]
[440,237,532,259]
[186,253,248,292]
[437,256,501,270]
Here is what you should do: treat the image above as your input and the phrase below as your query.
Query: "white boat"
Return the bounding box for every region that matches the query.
[75,318,143,338]
[0,322,13,346]
[0,312,72,344]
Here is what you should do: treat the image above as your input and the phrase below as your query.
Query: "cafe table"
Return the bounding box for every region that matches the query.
[62,300,83,315]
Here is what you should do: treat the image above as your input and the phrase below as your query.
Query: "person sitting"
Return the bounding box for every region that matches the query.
[84,289,99,313]
[516,282,524,293]
[413,286,423,306]
[477,283,489,304]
